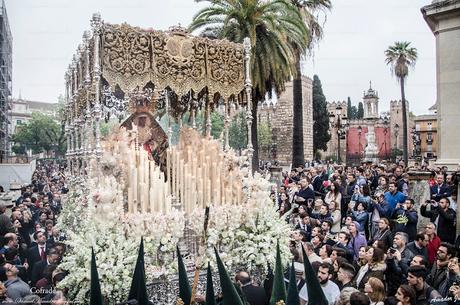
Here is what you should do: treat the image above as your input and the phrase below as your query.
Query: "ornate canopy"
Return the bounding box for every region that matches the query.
[64,13,254,178]
[65,15,248,121]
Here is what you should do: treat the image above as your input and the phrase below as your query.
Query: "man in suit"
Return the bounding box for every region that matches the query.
[27,230,48,275]
[30,247,59,286]
[235,271,268,305]
[431,174,452,202]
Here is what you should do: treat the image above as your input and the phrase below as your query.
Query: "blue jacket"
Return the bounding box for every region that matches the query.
[384,191,406,214]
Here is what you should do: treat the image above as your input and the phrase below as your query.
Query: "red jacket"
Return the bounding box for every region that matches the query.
[427,234,441,265]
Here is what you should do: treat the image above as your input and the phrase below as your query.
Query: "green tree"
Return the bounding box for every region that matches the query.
[290,0,331,167]
[190,0,309,170]
[385,41,417,165]
[12,112,64,156]
[347,97,353,119]
[357,102,364,119]
[257,121,273,156]
[312,75,330,153]
[229,111,248,152]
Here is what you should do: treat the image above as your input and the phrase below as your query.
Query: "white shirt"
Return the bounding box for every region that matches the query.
[299,280,340,305]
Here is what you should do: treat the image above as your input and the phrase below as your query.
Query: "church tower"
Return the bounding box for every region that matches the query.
[363,82,379,119]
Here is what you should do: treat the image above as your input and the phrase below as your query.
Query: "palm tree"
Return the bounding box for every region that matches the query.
[190,0,309,170]
[290,0,331,167]
[385,41,417,165]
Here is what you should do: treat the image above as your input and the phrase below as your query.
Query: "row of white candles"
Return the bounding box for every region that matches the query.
[167,136,244,214]
[126,145,172,214]
[106,127,244,215]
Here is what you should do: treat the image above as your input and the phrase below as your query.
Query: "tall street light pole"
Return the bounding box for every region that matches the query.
[329,106,348,164]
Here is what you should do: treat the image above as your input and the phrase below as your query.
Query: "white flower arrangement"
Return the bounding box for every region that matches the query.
[57,131,290,304]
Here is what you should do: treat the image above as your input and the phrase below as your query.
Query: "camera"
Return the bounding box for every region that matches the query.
[389,247,397,254]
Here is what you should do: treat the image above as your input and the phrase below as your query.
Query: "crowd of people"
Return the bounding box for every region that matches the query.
[0,161,68,304]
[264,162,460,305]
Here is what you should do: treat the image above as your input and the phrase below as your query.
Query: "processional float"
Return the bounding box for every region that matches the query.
[63,13,259,304]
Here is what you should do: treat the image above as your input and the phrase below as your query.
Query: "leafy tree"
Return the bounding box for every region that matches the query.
[229,111,248,152]
[350,106,358,120]
[190,0,309,170]
[12,112,64,156]
[347,97,353,119]
[312,75,330,153]
[257,121,273,156]
[385,41,417,165]
[290,0,331,167]
[357,102,364,119]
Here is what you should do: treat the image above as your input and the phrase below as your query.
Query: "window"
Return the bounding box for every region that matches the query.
[16,120,22,125]
[428,122,432,131]
[427,133,433,141]
[415,124,420,131]
[427,144,432,152]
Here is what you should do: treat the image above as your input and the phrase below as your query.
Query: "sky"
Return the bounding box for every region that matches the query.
[7,0,436,115]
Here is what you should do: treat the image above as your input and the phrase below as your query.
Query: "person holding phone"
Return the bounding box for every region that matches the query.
[420,197,456,244]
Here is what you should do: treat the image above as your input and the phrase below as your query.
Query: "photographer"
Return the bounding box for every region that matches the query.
[385,232,414,296]
[420,198,456,244]
[392,198,418,242]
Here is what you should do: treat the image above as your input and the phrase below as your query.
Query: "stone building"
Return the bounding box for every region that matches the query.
[9,97,58,134]
[414,114,437,159]
[258,76,313,166]
[422,0,460,170]
[326,84,412,165]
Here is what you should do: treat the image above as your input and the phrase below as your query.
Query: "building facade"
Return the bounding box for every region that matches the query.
[326,84,412,165]
[422,0,460,169]
[258,76,314,165]
[0,0,12,162]
[414,114,437,159]
[9,97,58,134]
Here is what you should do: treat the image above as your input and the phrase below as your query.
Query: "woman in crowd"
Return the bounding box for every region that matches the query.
[369,218,392,251]
[364,277,385,305]
[356,247,386,291]
[328,200,342,234]
[394,285,416,305]
[375,176,389,194]
[325,181,342,206]
[354,245,370,274]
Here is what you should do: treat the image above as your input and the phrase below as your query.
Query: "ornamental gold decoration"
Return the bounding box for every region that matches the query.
[100,23,244,106]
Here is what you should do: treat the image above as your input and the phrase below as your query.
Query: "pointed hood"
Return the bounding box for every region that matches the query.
[270,241,286,305]
[177,246,192,305]
[214,248,244,305]
[205,262,217,305]
[286,262,300,305]
[301,247,328,305]
[90,248,104,305]
[128,237,149,305]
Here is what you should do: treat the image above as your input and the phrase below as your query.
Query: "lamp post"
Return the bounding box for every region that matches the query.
[383,117,389,160]
[329,106,348,164]
[394,123,400,149]
[358,125,362,161]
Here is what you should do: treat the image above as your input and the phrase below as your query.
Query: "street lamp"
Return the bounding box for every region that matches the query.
[394,123,400,149]
[329,106,348,164]
[358,125,362,160]
[383,117,389,160]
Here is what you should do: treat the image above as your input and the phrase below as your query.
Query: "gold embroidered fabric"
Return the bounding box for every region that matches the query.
[101,23,245,101]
